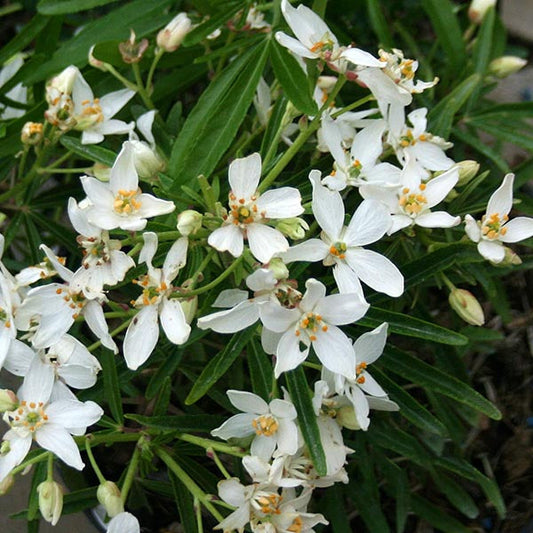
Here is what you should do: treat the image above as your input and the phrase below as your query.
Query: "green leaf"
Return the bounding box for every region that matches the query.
[421,0,466,76]
[145,347,185,400]
[0,15,49,66]
[356,307,468,346]
[260,93,288,160]
[320,485,352,533]
[27,461,47,521]
[433,472,479,518]
[411,494,471,533]
[167,40,269,191]
[285,366,327,476]
[271,40,318,116]
[183,2,245,47]
[435,457,506,518]
[471,7,496,76]
[185,327,257,404]
[25,0,174,83]
[428,74,481,138]
[125,414,225,432]
[248,338,273,402]
[351,477,391,533]
[380,346,502,420]
[469,120,533,152]
[468,101,533,121]
[153,376,172,417]
[59,135,116,166]
[365,0,393,48]
[372,367,447,436]
[100,351,124,424]
[37,0,118,14]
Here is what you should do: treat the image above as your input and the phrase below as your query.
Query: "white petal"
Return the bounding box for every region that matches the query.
[478,240,505,263]
[320,117,349,170]
[211,413,256,440]
[359,372,387,397]
[228,152,262,199]
[487,173,514,218]
[332,261,364,297]
[110,141,138,194]
[341,48,382,67]
[80,176,114,209]
[217,478,246,507]
[345,248,404,297]
[107,512,140,533]
[250,433,276,460]
[247,224,289,263]
[259,301,300,332]
[315,291,369,325]
[255,187,303,219]
[345,199,391,246]
[275,32,317,59]
[246,269,276,292]
[212,289,249,308]
[300,278,327,312]
[35,424,84,470]
[83,300,117,353]
[3,339,34,376]
[424,167,459,207]
[198,300,259,333]
[410,142,454,171]
[160,297,191,345]
[19,356,54,404]
[500,217,533,243]
[0,434,31,483]
[136,194,175,218]
[123,305,160,370]
[99,88,136,119]
[276,418,299,455]
[46,399,103,430]
[281,239,329,264]
[227,390,268,414]
[464,214,481,242]
[274,330,309,377]
[208,224,244,257]
[310,170,344,240]
[163,237,188,282]
[415,211,461,228]
[314,326,358,379]
[350,120,386,167]
[68,197,99,237]
[353,323,388,365]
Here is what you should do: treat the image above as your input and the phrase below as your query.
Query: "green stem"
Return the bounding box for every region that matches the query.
[262,103,291,169]
[105,65,138,93]
[74,432,142,448]
[177,433,245,457]
[146,48,165,93]
[207,448,231,479]
[439,273,456,292]
[11,451,49,475]
[85,439,107,484]
[188,249,215,290]
[37,167,92,174]
[157,447,224,522]
[177,255,243,297]
[46,452,54,481]
[17,147,29,181]
[331,94,375,118]
[121,439,142,503]
[198,175,217,213]
[195,497,204,533]
[132,63,155,110]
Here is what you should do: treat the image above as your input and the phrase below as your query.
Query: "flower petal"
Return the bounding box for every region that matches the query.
[247,223,289,263]
[227,390,268,414]
[208,224,244,258]
[160,297,191,345]
[198,300,259,333]
[255,187,303,219]
[499,217,533,243]
[274,330,309,377]
[123,305,159,370]
[344,198,392,246]
[487,173,514,218]
[228,152,261,200]
[35,424,84,470]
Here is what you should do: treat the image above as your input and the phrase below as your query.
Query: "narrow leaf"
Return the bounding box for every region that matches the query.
[59,135,116,166]
[411,495,471,533]
[0,15,49,66]
[37,0,118,15]
[365,0,393,48]
[433,472,479,518]
[285,366,327,476]
[248,338,273,402]
[125,414,225,432]
[169,472,198,533]
[100,351,124,424]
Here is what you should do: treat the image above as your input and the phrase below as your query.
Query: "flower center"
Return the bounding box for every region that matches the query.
[356,361,367,384]
[79,236,111,266]
[398,185,427,216]
[0,307,9,328]
[113,189,142,215]
[348,159,362,179]
[252,414,279,437]
[228,192,265,226]
[132,276,168,306]
[80,98,104,124]
[481,213,508,240]
[254,492,283,515]
[56,287,86,319]
[295,312,328,342]
[9,401,48,433]
[288,517,303,532]
[329,241,347,260]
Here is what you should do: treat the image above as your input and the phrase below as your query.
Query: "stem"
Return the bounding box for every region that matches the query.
[195,497,204,533]
[132,63,155,110]
[37,167,92,174]
[177,433,245,457]
[198,174,217,213]
[105,65,138,93]
[440,273,456,292]
[262,103,291,169]
[11,451,49,475]
[157,447,224,522]
[207,448,231,479]
[87,318,132,352]
[17,147,29,181]
[331,94,375,118]
[74,432,142,448]
[146,48,165,93]
[178,255,243,297]
[121,439,142,503]
[85,439,107,484]
[46,452,54,481]
[188,249,215,290]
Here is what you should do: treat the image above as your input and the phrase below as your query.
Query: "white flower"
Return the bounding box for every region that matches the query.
[81,141,175,231]
[123,232,190,370]
[129,110,166,178]
[321,116,402,191]
[14,245,117,353]
[0,360,102,483]
[276,0,380,70]
[106,512,140,533]
[361,162,461,234]
[283,172,404,299]
[259,278,368,379]
[157,12,192,52]
[465,173,533,263]
[212,390,299,461]
[208,153,303,263]
[0,55,27,120]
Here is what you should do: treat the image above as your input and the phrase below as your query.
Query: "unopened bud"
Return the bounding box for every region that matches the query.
[157,13,193,52]
[456,160,480,186]
[316,76,338,92]
[177,210,203,236]
[37,480,63,526]
[501,246,522,266]
[119,30,149,64]
[180,296,198,323]
[336,406,360,430]
[276,217,309,240]
[468,0,496,24]
[46,66,78,97]
[449,288,485,326]
[267,257,289,280]
[21,122,43,146]
[88,46,110,72]
[488,56,527,79]
[0,389,18,412]
[130,140,166,178]
[97,481,124,518]
[0,474,14,496]
[92,162,111,182]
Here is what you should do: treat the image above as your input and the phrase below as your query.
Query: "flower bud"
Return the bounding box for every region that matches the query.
[37,480,64,526]
[455,160,480,187]
[500,246,522,266]
[130,140,166,178]
[46,66,79,97]
[21,122,43,146]
[336,406,360,430]
[468,0,496,24]
[267,258,289,281]
[316,76,338,92]
[276,217,309,240]
[157,13,192,52]
[180,296,198,324]
[88,46,110,72]
[449,288,485,326]
[0,474,14,496]
[488,56,527,79]
[177,210,203,236]
[92,162,111,182]
[97,481,124,518]
[119,30,149,64]
[0,389,18,412]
